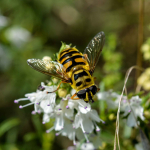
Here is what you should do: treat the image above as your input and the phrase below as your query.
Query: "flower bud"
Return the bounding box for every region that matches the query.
[109,113,115,120]
[52,78,58,84]
[47,82,52,86]
[58,89,67,98]
[144,110,150,119]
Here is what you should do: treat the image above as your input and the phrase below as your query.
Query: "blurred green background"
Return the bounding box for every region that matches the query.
[0,0,150,150]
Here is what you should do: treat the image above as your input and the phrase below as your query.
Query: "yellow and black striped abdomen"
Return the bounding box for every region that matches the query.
[58,48,89,78]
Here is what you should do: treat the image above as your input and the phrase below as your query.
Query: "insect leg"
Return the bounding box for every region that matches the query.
[47,81,66,93]
[71,93,80,100]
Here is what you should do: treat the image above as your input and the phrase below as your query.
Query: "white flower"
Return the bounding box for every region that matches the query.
[122,96,145,127]
[97,90,145,127]
[43,94,103,145]
[135,142,144,150]
[42,113,51,124]
[74,109,103,134]
[14,82,57,115]
[5,26,31,47]
[0,14,8,29]
[67,134,102,150]
[67,142,95,150]
[61,120,75,139]
[70,89,91,113]
[15,83,104,145]
[97,90,120,110]
[80,142,95,150]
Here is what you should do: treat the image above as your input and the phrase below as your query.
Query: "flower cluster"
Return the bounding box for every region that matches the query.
[97,90,145,127]
[5,26,31,47]
[15,82,103,147]
[15,75,145,149]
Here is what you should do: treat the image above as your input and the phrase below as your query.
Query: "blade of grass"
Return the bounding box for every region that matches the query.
[0,118,20,137]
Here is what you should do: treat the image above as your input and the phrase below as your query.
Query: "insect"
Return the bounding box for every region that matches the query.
[27,31,105,103]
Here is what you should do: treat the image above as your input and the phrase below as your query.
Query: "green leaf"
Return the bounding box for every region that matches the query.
[23,132,37,142]
[31,115,43,141]
[59,42,72,53]
[142,92,150,105]
[0,118,20,137]
[127,91,144,99]
[0,144,18,150]
[123,125,132,138]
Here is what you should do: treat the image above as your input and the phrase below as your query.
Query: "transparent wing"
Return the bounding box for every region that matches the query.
[27,59,70,82]
[83,31,105,75]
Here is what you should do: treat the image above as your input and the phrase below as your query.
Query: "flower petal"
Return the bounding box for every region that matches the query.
[88,110,101,122]
[54,114,64,131]
[74,113,81,128]
[82,118,94,133]
[78,105,91,114]
[43,113,50,123]
[65,109,74,120]
[40,100,54,113]
[126,112,137,127]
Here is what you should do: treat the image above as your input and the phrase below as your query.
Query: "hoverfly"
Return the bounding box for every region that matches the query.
[27,32,105,103]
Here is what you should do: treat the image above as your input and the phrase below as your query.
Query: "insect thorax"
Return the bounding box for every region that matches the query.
[58,48,90,78]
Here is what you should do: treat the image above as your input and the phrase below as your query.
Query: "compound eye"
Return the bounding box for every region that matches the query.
[89,85,97,95]
[77,90,86,99]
